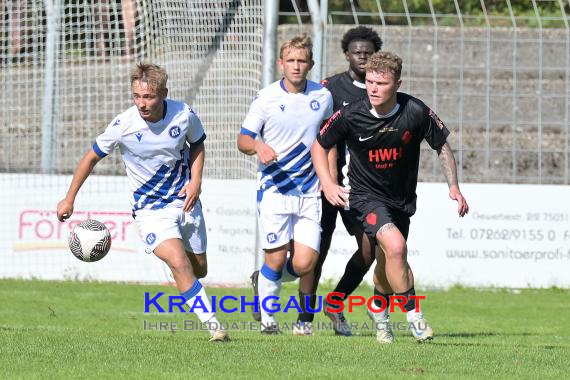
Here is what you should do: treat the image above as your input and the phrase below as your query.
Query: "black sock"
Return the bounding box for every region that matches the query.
[373,287,391,310]
[298,291,316,322]
[333,249,372,298]
[395,287,416,312]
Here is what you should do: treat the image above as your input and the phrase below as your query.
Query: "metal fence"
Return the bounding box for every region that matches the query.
[280,0,570,184]
[1,1,569,184]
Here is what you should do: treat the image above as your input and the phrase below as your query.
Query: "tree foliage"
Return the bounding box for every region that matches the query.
[281,0,570,28]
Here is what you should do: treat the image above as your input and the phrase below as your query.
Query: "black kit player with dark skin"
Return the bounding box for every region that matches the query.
[312,51,468,343]
[296,26,383,336]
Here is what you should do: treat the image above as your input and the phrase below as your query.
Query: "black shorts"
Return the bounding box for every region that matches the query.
[351,197,410,240]
[321,193,360,236]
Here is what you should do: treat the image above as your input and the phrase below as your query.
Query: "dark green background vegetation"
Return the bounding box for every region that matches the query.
[280,0,570,27]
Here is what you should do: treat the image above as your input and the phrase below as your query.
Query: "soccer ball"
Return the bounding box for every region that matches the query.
[68,219,112,262]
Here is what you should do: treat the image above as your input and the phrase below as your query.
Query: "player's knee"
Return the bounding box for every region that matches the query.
[383,243,407,262]
[169,260,191,275]
[384,247,406,261]
[165,254,192,273]
[293,258,315,276]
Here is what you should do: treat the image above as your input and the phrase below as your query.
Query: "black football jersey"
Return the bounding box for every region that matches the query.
[321,72,367,184]
[317,92,450,216]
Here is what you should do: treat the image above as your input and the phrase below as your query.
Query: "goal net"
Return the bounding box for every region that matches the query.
[0,0,262,283]
[0,0,262,178]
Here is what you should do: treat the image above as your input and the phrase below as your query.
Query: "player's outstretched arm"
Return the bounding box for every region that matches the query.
[180,141,204,212]
[327,146,339,182]
[56,149,102,222]
[437,142,469,217]
[237,133,277,165]
[311,141,348,207]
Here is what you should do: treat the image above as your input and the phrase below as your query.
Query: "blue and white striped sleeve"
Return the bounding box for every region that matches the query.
[240,94,264,139]
[93,116,122,158]
[186,111,206,146]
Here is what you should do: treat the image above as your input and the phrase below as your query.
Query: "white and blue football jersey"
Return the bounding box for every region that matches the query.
[93,99,206,214]
[241,79,333,196]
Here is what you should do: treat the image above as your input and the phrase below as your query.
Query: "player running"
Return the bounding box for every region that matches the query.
[238,34,333,335]
[312,51,469,343]
[303,26,383,336]
[56,63,229,342]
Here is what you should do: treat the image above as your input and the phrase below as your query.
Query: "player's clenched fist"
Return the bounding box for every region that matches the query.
[56,199,74,222]
[254,141,278,165]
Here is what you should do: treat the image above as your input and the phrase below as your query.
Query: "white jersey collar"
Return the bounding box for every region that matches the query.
[352,80,366,89]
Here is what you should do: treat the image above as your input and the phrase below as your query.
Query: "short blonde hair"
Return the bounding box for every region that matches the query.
[279,33,313,60]
[130,63,168,91]
[365,51,402,80]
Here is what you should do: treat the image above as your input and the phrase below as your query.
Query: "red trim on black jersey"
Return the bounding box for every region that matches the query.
[319,109,342,136]
[428,108,446,130]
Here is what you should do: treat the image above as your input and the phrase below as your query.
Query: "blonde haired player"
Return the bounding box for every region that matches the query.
[238,34,333,335]
[57,63,229,342]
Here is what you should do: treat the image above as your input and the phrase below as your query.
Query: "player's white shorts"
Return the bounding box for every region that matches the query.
[134,201,207,254]
[257,191,322,251]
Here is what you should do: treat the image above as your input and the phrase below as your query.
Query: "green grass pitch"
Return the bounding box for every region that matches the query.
[1,279,568,379]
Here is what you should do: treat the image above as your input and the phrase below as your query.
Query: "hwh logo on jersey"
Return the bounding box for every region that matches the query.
[369,147,403,169]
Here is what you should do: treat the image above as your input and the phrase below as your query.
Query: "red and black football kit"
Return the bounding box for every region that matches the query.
[317,92,450,239]
[320,71,367,235]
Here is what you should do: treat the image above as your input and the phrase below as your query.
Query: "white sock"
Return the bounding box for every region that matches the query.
[281,257,299,283]
[258,264,282,325]
[182,280,215,323]
[406,309,423,323]
[374,307,390,321]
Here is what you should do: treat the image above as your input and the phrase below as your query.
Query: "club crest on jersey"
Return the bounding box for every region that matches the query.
[401,130,412,144]
[279,104,285,111]
[135,132,143,142]
[266,232,277,243]
[146,233,157,245]
[169,126,181,138]
[310,100,320,111]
